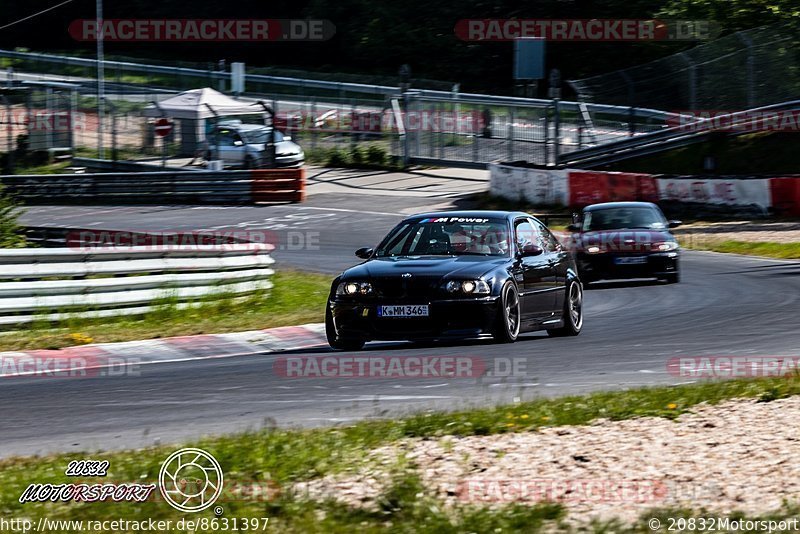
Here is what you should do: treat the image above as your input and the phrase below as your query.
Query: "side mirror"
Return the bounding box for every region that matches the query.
[233,140,245,147]
[567,223,581,232]
[668,220,682,228]
[519,243,544,257]
[283,135,292,141]
[355,247,374,259]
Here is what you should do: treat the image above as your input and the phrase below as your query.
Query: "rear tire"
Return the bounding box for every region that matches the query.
[325,305,365,351]
[492,282,521,343]
[548,279,583,337]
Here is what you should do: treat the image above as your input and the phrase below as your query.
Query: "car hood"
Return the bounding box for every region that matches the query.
[247,141,301,154]
[342,256,506,281]
[575,229,675,251]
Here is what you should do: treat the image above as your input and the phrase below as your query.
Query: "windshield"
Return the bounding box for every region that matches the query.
[375,217,510,257]
[583,207,667,231]
[241,129,284,144]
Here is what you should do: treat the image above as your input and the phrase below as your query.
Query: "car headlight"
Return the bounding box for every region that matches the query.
[652,241,679,252]
[336,281,374,296]
[444,280,490,295]
[586,245,606,254]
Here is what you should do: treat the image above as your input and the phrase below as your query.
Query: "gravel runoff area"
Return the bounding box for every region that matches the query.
[675,221,800,244]
[294,397,800,525]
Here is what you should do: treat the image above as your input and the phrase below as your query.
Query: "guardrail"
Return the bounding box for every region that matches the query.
[1,168,305,204]
[0,244,275,327]
[0,48,677,121]
[558,99,800,167]
[71,157,200,173]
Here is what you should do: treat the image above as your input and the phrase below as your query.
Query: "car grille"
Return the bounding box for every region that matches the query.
[372,276,441,300]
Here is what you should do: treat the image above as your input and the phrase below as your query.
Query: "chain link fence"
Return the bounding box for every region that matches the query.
[569,23,800,111]
[2,83,668,172]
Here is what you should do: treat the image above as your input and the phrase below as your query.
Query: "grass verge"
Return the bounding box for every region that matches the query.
[680,239,800,259]
[0,270,330,352]
[0,376,799,532]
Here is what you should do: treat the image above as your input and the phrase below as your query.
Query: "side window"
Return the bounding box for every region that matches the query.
[533,220,559,252]
[515,219,535,252]
[217,131,236,147]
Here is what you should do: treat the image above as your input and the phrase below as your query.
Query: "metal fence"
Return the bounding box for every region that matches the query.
[0,48,686,170]
[1,83,674,171]
[569,23,800,111]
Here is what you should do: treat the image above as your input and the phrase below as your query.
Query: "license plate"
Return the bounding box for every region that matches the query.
[378,305,429,318]
[615,256,648,265]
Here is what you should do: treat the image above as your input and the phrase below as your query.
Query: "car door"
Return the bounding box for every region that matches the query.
[533,219,568,314]
[514,218,555,322]
[217,130,245,166]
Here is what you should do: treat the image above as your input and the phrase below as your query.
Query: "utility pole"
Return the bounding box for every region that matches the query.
[96,0,105,159]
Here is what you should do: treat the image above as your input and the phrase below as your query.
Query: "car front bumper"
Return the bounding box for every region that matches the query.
[274,153,305,168]
[577,251,679,281]
[329,296,501,341]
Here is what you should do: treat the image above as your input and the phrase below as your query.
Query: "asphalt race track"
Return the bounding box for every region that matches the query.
[3,192,800,457]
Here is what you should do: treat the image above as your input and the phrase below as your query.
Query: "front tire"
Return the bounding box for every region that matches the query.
[548,279,583,337]
[492,282,521,343]
[661,271,680,284]
[325,305,365,351]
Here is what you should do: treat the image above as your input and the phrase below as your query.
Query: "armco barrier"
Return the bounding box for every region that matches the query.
[656,176,773,214]
[770,177,800,216]
[568,170,658,206]
[488,163,568,206]
[251,168,306,203]
[489,163,800,215]
[0,244,275,328]
[2,169,306,205]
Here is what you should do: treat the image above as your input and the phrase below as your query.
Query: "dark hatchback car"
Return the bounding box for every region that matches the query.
[569,202,681,284]
[325,211,583,350]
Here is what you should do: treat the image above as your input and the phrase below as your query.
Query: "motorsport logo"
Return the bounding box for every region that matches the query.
[158,448,224,512]
[18,448,225,513]
[69,19,335,42]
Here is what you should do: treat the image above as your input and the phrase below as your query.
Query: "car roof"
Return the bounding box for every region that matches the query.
[583,201,659,211]
[403,210,528,222]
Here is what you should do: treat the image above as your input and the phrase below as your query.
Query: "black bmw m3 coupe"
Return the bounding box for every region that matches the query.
[325,210,583,350]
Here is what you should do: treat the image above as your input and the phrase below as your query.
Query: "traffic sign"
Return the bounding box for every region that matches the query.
[154,118,172,137]
[513,38,545,80]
